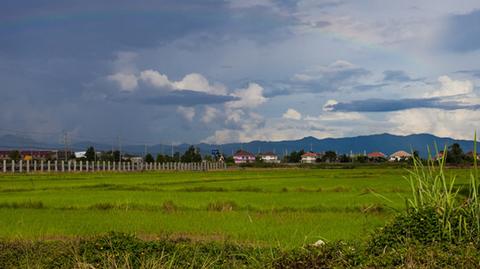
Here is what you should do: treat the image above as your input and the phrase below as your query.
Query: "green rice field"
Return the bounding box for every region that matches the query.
[0,168,472,248]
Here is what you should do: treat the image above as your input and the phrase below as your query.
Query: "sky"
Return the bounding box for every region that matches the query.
[1,0,480,145]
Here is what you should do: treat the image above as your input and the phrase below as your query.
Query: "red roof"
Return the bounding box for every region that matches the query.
[301,152,318,157]
[367,152,385,158]
[234,150,255,157]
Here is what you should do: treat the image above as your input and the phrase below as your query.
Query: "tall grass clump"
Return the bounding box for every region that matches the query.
[369,133,480,252]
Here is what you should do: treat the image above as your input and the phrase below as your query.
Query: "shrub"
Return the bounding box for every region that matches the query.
[369,134,480,252]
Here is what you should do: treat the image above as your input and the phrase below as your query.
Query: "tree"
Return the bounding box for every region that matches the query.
[8,150,20,161]
[225,156,234,164]
[85,147,96,161]
[322,151,337,163]
[338,154,351,163]
[156,154,167,163]
[144,153,154,163]
[112,150,120,162]
[447,143,464,164]
[181,146,202,163]
[355,155,368,163]
[287,150,304,163]
[173,152,181,162]
[413,150,420,160]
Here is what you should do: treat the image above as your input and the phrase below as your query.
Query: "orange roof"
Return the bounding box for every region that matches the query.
[301,152,318,157]
[390,150,412,157]
[368,152,385,158]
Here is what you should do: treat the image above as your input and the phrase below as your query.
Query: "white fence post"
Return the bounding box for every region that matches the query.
[2,160,5,173]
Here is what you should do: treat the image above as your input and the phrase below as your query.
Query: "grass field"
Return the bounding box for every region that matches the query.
[0,168,472,248]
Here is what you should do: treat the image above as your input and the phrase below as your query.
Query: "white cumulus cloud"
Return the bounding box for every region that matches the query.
[388,108,480,140]
[177,106,196,122]
[425,76,474,98]
[227,83,267,109]
[282,108,302,120]
[202,106,220,123]
[139,70,171,88]
[323,99,338,111]
[109,70,227,95]
[107,73,138,91]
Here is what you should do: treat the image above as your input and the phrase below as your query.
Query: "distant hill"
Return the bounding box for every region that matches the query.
[0,133,476,158]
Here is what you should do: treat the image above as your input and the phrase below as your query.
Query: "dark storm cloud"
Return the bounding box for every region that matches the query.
[455,69,480,78]
[110,90,238,106]
[383,70,412,82]
[265,64,371,97]
[325,97,480,112]
[0,0,297,143]
[441,9,480,52]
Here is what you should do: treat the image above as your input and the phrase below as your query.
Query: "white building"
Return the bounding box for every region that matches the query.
[389,150,412,161]
[301,152,319,164]
[74,151,86,159]
[259,152,280,163]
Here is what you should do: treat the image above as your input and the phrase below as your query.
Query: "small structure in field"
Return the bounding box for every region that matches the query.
[389,150,412,161]
[233,150,256,164]
[259,152,280,163]
[301,152,319,164]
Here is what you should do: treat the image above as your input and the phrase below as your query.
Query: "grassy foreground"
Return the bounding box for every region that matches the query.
[1,167,480,268]
[0,168,473,247]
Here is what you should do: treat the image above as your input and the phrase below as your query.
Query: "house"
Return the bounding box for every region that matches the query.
[301,152,319,164]
[75,151,87,159]
[0,151,10,160]
[129,156,144,163]
[259,152,280,163]
[367,152,386,160]
[466,151,480,161]
[233,150,256,164]
[389,150,412,161]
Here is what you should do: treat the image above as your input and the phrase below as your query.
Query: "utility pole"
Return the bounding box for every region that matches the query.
[63,131,68,161]
[117,136,122,161]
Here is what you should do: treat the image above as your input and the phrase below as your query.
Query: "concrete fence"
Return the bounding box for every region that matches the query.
[0,160,227,173]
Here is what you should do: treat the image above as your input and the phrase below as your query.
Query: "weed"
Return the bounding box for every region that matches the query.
[207,201,238,212]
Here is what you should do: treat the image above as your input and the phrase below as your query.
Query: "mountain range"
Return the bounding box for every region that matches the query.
[0,133,477,158]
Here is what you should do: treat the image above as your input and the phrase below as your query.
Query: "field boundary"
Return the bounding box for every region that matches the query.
[0,160,226,173]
